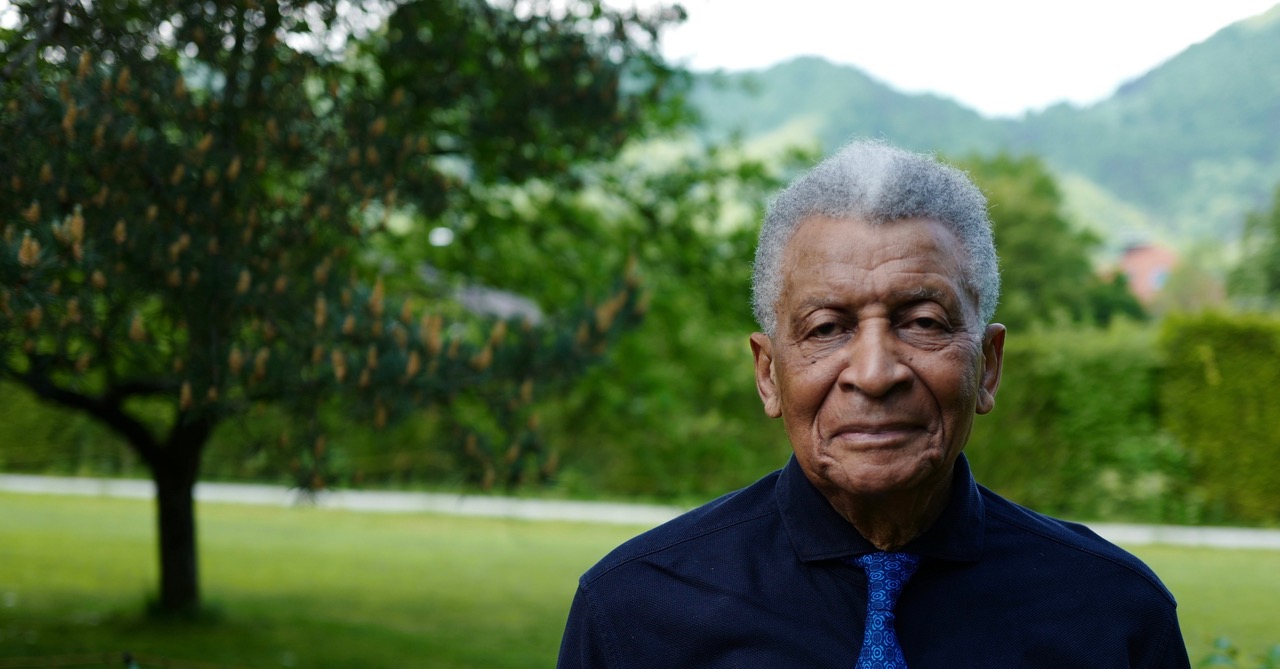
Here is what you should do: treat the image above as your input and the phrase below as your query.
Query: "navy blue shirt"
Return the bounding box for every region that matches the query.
[557,455,1190,668]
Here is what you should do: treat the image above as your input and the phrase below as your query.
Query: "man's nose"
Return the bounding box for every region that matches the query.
[837,324,910,397]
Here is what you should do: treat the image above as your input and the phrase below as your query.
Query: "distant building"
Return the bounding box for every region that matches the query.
[1117,244,1178,305]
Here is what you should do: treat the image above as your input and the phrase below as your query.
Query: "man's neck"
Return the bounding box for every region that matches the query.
[819,468,955,551]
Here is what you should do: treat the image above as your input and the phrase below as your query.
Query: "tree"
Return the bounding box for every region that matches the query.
[957,153,1145,330]
[1228,182,1280,307]
[0,0,686,613]
[411,140,800,498]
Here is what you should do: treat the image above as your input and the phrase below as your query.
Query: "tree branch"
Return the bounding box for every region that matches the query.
[245,1,283,110]
[4,361,162,465]
[221,1,249,117]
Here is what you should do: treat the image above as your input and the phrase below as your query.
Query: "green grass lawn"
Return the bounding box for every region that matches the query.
[1,491,1277,668]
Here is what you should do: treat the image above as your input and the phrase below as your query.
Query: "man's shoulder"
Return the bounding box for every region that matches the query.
[978,484,1176,606]
[580,469,783,588]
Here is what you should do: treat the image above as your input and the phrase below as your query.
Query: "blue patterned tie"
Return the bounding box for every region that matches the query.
[854,552,920,669]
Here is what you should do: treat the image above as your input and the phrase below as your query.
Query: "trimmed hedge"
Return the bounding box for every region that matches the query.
[967,321,1193,522]
[1160,313,1280,524]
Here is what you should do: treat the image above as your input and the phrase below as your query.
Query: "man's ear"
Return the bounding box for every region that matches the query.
[749,332,782,418]
[975,323,1006,415]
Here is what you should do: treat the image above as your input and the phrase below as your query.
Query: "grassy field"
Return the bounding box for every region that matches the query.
[1,491,1277,668]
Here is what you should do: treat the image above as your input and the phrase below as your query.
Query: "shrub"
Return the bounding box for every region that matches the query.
[1160,313,1280,525]
[968,321,1194,522]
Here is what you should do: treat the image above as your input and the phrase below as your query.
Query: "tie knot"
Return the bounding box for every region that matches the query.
[855,552,920,611]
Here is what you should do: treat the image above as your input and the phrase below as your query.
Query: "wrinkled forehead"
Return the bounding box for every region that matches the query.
[779,215,981,315]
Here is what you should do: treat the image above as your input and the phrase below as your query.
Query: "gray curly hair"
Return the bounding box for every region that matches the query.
[751,140,1000,336]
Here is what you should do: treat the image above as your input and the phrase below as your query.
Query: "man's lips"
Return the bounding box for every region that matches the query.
[828,422,923,446]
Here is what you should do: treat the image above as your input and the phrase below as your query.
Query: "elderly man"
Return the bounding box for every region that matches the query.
[557,141,1190,668]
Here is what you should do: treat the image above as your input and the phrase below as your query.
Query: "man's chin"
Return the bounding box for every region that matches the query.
[815,454,947,499]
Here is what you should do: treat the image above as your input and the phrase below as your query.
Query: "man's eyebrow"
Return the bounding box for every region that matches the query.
[793,295,844,310]
[894,286,951,303]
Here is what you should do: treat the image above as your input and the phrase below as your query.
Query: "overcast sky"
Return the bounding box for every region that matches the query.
[653,0,1278,118]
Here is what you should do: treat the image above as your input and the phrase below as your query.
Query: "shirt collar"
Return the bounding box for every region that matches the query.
[776,453,985,563]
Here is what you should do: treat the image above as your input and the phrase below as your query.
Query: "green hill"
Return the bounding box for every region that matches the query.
[1017,4,1280,239]
[692,56,1014,156]
[691,5,1280,247]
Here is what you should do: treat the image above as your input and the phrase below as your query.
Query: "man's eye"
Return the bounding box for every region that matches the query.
[908,317,946,331]
[811,323,841,338]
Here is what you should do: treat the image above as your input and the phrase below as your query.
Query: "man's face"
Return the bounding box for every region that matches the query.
[750,216,1004,503]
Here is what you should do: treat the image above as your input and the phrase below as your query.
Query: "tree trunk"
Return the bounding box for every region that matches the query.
[152,452,201,613]
[147,421,212,615]
[11,363,218,614]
